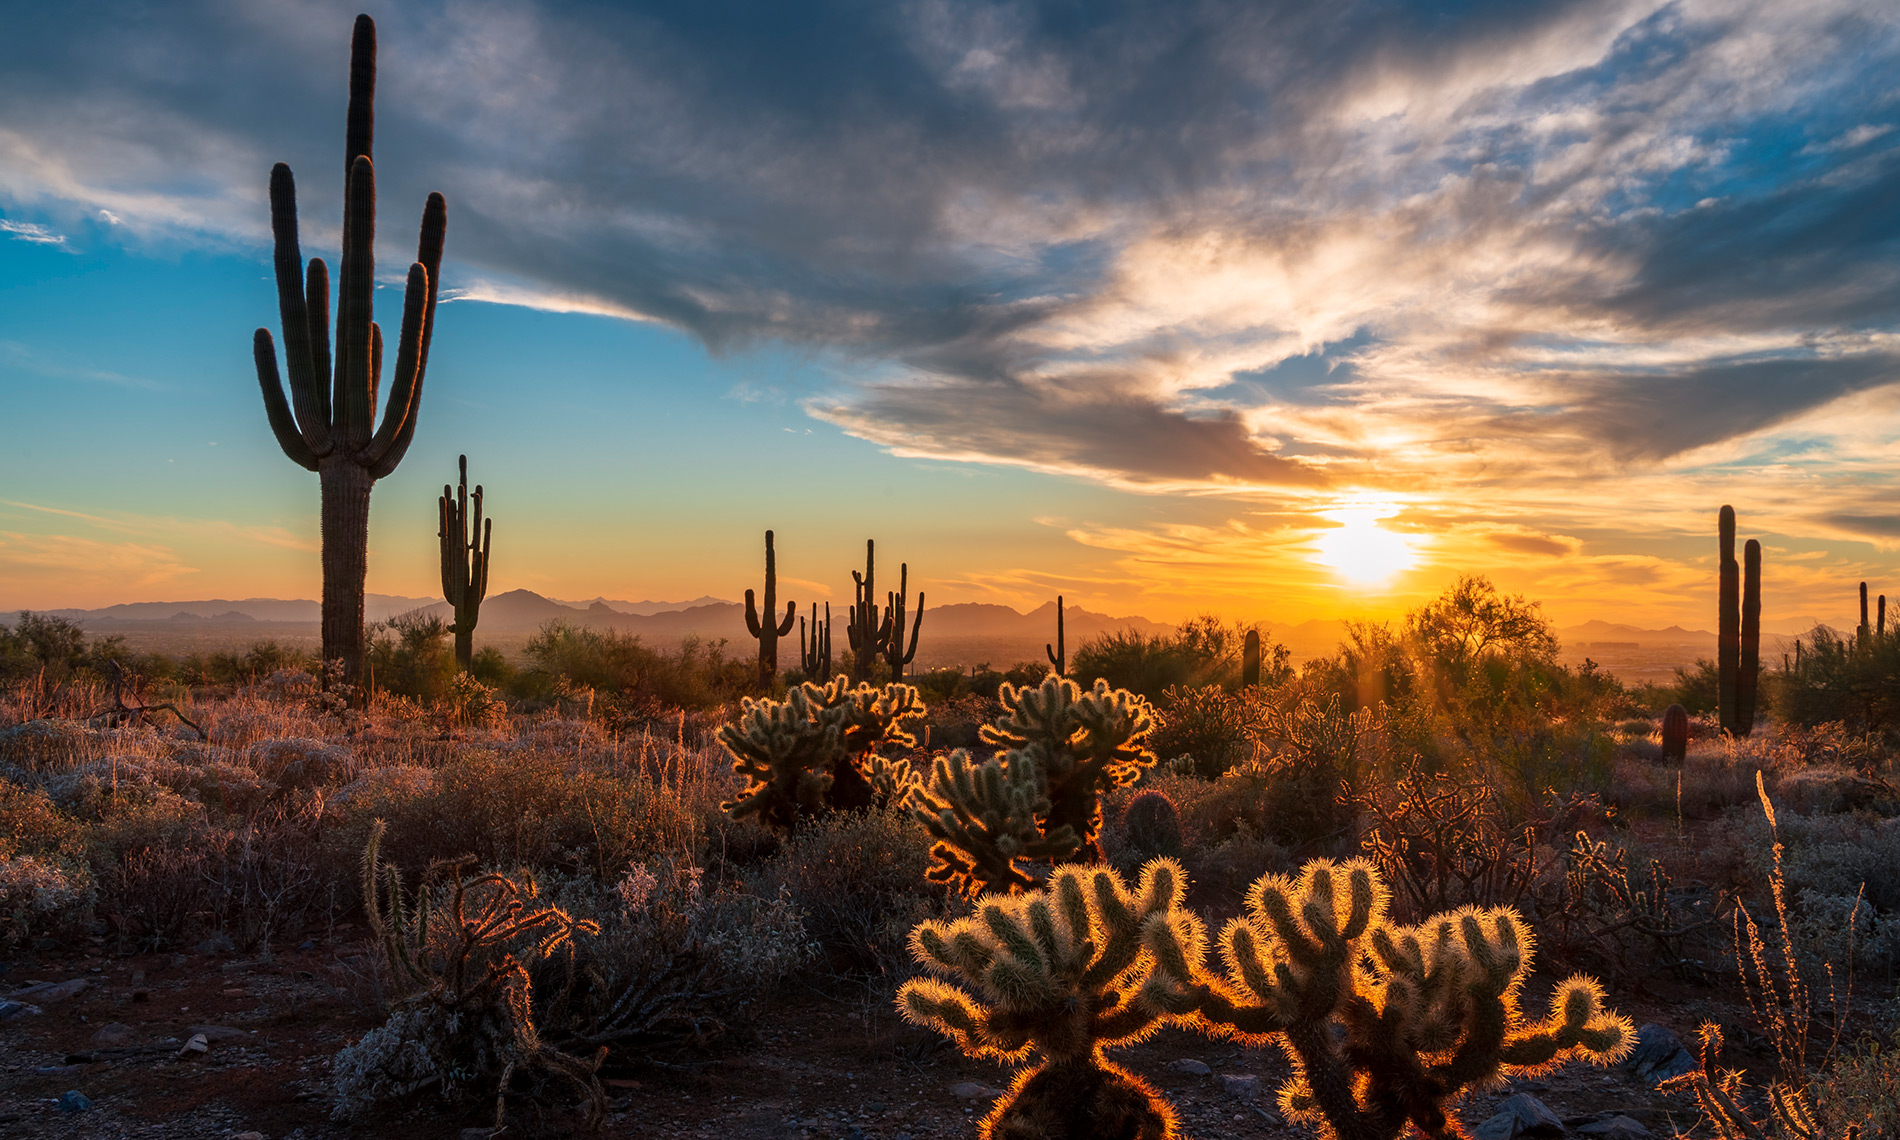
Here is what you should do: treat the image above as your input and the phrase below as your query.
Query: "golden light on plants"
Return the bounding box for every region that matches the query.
[1313,504,1416,586]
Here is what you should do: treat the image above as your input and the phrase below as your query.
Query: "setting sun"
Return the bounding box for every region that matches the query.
[1314,507,1416,586]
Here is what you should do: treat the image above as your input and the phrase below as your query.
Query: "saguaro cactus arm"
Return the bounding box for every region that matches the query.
[1046,595,1065,676]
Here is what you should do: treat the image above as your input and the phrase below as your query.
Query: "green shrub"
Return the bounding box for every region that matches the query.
[1149,684,1257,778]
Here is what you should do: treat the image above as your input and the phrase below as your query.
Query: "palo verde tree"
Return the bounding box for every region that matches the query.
[253,14,446,684]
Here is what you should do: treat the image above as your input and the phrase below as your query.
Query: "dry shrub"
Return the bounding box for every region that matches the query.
[744,808,941,974]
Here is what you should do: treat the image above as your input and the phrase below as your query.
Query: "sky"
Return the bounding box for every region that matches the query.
[1,0,1898,632]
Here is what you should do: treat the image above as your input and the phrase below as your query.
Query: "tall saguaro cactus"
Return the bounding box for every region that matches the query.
[744,530,797,687]
[1242,629,1261,687]
[1046,595,1065,676]
[438,455,491,672]
[883,562,924,681]
[848,540,892,682]
[1718,507,1740,735]
[1737,538,1761,735]
[254,14,445,684]
[800,602,831,679]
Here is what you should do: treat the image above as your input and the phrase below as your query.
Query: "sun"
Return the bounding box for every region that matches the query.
[1313,506,1416,586]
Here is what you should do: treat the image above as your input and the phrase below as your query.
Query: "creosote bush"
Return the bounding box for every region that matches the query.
[898,859,1192,1140]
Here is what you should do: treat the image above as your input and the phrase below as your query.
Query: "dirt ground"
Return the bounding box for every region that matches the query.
[1,930,1719,1140]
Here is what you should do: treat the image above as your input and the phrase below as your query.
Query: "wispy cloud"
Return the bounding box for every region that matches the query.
[0,218,68,247]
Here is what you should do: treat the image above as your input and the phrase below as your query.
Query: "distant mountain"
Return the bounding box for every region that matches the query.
[547,595,731,615]
[1557,619,1715,648]
[28,594,438,625]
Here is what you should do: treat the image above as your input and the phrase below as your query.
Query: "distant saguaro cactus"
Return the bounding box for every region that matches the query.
[1143,858,1634,1140]
[1718,507,1740,734]
[1860,581,1871,648]
[437,455,491,672]
[799,601,831,678]
[898,860,1193,1140]
[743,530,797,687]
[1738,538,1761,735]
[1046,595,1065,676]
[882,562,924,681]
[1661,703,1690,764]
[1242,628,1261,687]
[847,540,892,682]
[254,14,445,684]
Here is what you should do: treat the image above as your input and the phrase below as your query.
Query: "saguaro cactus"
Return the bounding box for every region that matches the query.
[437,455,491,672]
[883,562,924,681]
[847,540,892,682]
[744,530,797,687]
[1242,629,1261,687]
[1718,506,1740,735]
[1661,703,1690,764]
[898,860,1193,1140]
[1144,858,1633,1140]
[1046,595,1066,676]
[1859,582,1871,648]
[254,14,446,684]
[1737,538,1761,736]
[800,601,831,678]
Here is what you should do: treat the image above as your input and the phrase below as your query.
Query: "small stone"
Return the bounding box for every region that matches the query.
[1499,1093,1565,1137]
[187,1025,249,1043]
[952,1081,1003,1100]
[1219,1073,1261,1100]
[297,939,316,951]
[1626,1023,1696,1084]
[233,1133,266,1140]
[1578,1116,1652,1140]
[0,1000,40,1020]
[8,977,89,1003]
[1168,1059,1212,1076]
[176,1033,209,1058]
[89,1022,136,1047]
[57,1090,94,1113]
[1470,1112,1519,1140]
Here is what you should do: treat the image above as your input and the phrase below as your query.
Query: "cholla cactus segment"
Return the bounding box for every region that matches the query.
[914,748,1079,896]
[898,860,1191,1140]
[984,676,1158,856]
[718,676,924,831]
[1145,857,1633,1140]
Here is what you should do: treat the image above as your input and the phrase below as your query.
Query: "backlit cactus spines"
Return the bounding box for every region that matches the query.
[847,540,893,682]
[1243,628,1261,687]
[914,749,1079,896]
[437,455,491,672]
[1718,506,1740,735]
[1661,703,1689,764]
[1046,595,1065,676]
[743,530,798,687]
[1738,538,1761,736]
[883,561,924,680]
[1143,858,1633,1140]
[799,601,831,678]
[718,675,923,832]
[254,14,446,684]
[897,860,1192,1140]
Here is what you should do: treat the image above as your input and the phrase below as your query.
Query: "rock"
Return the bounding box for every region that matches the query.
[176,1033,209,1059]
[8,977,89,1003]
[57,1090,94,1113]
[1219,1073,1261,1100]
[1626,1023,1696,1084]
[1579,1116,1652,1140]
[951,1081,1003,1100]
[187,1024,249,1043]
[1499,1092,1565,1137]
[1168,1058,1212,1076]
[1470,1112,1519,1140]
[89,1022,136,1047]
[296,939,316,951]
[0,1000,40,1020]
[194,932,236,956]
[233,1133,266,1140]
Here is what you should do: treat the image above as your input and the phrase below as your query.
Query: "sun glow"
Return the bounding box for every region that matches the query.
[1313,505,1417,586]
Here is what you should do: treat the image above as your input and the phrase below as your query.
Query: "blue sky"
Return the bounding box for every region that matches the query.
[2,0,1898,629]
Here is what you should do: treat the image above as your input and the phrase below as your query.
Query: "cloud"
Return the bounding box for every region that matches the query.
[0,218,68,246]
[0,0,1897,505]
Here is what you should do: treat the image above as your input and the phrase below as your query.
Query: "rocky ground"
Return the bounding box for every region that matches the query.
[1,931,1716,1140]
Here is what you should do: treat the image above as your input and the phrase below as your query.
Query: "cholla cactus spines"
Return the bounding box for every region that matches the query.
[883,561,924,680]
[914,748,1081,896]
[898,860,1192,1140]
[438,455,491,673]
[718,675,925,831]
[744,529,798,688]
[255,14,446,684]
[1144,858,1633,1140]
[984,675,1158,859]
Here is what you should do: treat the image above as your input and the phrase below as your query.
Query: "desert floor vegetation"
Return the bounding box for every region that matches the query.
[2,588,1899,1140]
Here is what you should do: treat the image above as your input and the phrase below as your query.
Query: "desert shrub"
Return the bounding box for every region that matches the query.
[1774,624,1900,732]
[1357,762,1543,922]
[1071,615,1259,701]
[1811,1029,1900,1139]
[1666,657,1721,715]
[517,622,751,714]
[0,611,90,682]
[1149,683,1257,778]
[366,613,457,702]
[0,719,106,772]
[745,808,939,973]
[0,854,94,949]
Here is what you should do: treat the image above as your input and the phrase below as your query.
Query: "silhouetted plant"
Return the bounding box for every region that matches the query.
[438,455,491,673]
[253,14,446,684]
[743,530,796,688]
[718,676,923,832]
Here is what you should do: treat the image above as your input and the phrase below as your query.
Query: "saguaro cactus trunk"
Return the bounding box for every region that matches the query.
[1046,595,1065,676]
[438,455,491,672]
[254,15,445,685]
[1242,629,1261,687]
[744,530,797,687]
[1717,506,1740,735]
[1737,538,1761,736]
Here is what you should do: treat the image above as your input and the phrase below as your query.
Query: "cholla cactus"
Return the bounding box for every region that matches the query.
[719,676,924,831]
[914,748,1078,895]
[898,860,1190,1140]
[1144,858,1633,1140]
